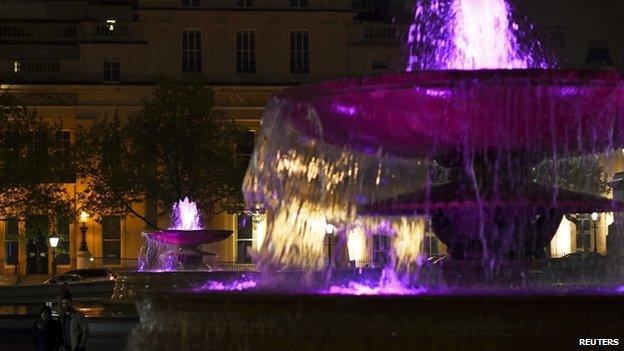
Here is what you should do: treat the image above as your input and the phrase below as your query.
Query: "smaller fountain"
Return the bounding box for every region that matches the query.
[138,198,232,271]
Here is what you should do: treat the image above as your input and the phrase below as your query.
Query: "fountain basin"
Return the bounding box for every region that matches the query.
[128,291,624,351]
[280,69,624,157]
[144,229,232,246]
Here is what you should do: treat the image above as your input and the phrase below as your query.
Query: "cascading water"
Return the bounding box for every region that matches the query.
[127,2,624,350]
[242,0,624,292]
[137,197,232,271]
[407,0,548,70]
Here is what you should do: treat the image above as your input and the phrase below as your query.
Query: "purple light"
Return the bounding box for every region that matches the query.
[407,0,548,70]
[331,103,358,117]
[324,282,428,296]
[170,197,203,230]
[193,278,258,292]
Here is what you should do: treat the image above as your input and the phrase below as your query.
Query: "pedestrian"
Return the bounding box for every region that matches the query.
[60,294,89,351]
[33,305,63,351]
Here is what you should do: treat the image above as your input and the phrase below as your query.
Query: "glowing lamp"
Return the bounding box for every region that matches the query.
[325,223,335,236]
[591,212,599,221]
[79,211,89,223]
[49,233,59,248]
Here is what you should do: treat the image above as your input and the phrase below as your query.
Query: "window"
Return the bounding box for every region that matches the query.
[372,234,390,267]
[183,0,200,6]
[55,130,70,165]
[236,30,256,73]
[236,130,256,170]
[103,58,120,82]
[4,218,19,265]
[182,30,202,72]
[13,60,20,73]
[364,26,398,40]
[237,0,253,7]
[237,214,253,263]
[290,0,308,7]
[576,218,591,252]
[56,218,70,265]
[101,216,121,265]
[22,60,60,72]
[290,31,309,74]
[372,59,389,70]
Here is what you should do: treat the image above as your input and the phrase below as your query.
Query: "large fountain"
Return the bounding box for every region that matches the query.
[127,1,624,349]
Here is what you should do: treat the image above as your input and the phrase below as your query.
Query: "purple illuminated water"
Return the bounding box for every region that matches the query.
[138,199,231,271]
[407,0,548,70]
[170,197,203,230]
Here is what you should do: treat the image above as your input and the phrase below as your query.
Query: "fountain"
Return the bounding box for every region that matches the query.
[127,1,624,349]
[137,197,232,271]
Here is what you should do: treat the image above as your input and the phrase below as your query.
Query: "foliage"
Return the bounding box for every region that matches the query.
[75,77,248,228]
[532,155,609,195]
[0,90,73,223]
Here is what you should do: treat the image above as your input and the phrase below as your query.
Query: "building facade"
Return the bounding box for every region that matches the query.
[2,0,624,275]
[0,0,405,274]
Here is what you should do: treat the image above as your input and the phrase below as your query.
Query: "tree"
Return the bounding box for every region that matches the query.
[0,90,72,220]
[1,90,73,274]
[76,77,248,228]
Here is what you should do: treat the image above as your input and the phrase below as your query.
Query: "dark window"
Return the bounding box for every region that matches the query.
[25,216,49,274]
[236,30,256,73]
[236,130,256,156]
[237,214,253,263]
[290,31,309,74]
[4,218,19,265]
[103,58,120,82]
[290,0,308,7]
[101,216,121,265]
[372,234,390,267]
[372,59,389,70]
[56,218,70,265]
[183,0,200,6]
[182,30,202,72]
[576,218,591,252]
[238,0,253,7]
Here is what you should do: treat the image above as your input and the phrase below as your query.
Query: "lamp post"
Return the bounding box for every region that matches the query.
[49,232,59,275]
[325,223,335,268]
[591,212,600,253]
[76,211,91,269]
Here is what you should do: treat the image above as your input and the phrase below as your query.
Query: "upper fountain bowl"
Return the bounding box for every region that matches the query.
[145,230,233,246]
[275,69,624,158]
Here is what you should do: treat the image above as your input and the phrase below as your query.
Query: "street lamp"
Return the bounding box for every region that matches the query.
[79,211,89,251]
[77,211,91,269]
[325,223,335,268]
[591,212,600,253]
[49,232,59,275]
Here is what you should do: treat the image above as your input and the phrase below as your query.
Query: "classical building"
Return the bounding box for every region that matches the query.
[0,0,405,274]
[2,0,624,275]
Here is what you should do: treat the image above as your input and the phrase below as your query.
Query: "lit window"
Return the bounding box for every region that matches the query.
[13,60,21,73]
[236,30,256,73]
[290,31,309,74]
[103,57,120,82]
[106,19,116,31]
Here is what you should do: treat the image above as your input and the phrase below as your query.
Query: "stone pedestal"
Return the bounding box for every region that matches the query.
[76,250,91,269]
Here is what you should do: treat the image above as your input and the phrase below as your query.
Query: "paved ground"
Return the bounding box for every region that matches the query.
[0,332,129,351]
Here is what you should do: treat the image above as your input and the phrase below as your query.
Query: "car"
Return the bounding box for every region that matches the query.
[64,268,117,282]
[42,274,85,285]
